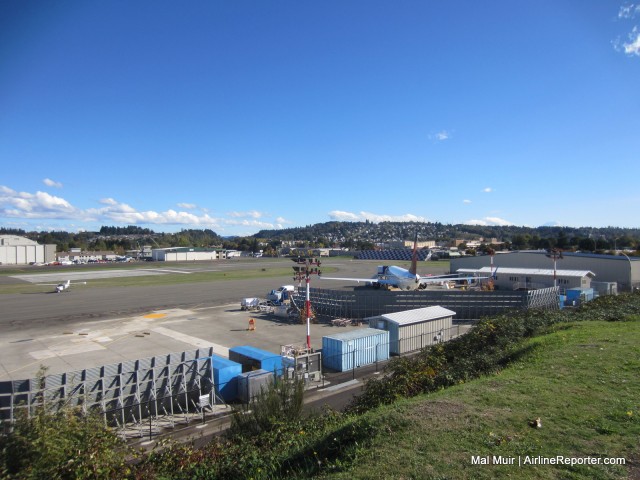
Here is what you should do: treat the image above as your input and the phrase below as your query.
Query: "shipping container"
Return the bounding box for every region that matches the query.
[322,328,389,372]
[210,354,242,402]
[237,369,274,403]
[229,345,283,375]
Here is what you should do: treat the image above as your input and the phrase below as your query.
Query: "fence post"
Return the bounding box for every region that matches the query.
[148,400,153,441]
[352,349,356,380]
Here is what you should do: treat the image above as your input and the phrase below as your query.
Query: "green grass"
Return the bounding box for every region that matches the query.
[0,266,340,293]
[320,320,640,479]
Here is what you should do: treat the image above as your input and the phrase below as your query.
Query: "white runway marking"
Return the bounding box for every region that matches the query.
[30,342,106,360]
[13,269,167,283]
[151,327,229,356]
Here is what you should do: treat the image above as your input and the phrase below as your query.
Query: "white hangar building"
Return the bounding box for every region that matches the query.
[151,247,223,261]
[451,251,639,293]
[0,235,56,265]
[457,266,595,291]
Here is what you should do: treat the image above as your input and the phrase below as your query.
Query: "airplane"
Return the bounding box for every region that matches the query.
[38,279,87,293]
[321,233,489,291]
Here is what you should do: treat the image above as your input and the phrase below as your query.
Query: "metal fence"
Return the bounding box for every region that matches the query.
[0,347,221,429]
[294,286,559,320]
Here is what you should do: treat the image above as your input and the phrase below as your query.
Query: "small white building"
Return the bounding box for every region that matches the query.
[366,306,456,356]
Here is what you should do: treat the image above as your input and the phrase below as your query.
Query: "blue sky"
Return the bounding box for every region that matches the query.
[1,1,639,236]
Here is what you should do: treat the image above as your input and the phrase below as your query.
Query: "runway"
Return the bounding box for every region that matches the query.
[2,258,425,381]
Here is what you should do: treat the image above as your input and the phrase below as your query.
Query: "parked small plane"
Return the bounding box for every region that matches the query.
[321,233,488,291]
[39,280,87,293]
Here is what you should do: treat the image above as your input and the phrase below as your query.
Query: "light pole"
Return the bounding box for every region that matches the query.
[546,248,563,288]
[619,252,632,292]
[293,257,322,350]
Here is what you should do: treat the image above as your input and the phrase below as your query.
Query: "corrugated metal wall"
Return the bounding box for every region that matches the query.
[322,329,390,372]
[388,316,453,355]
[295,287,559,321]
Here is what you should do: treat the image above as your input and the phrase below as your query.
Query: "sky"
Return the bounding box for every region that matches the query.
[1,1,639,236]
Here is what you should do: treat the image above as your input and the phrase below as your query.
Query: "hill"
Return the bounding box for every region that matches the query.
[325,318,639,479]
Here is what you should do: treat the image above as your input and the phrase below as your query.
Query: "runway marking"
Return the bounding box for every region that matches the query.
[151,327,229,356]
[144,269,192,274]
[30,342,106,360]
[144,313,167,319]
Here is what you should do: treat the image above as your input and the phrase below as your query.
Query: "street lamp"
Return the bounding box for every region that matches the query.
[619,252,632,292]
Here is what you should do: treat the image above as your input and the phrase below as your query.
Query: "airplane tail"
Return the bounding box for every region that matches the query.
[409,231,418,276]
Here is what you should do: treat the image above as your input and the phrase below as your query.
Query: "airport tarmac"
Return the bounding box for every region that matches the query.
[1,258,448,381]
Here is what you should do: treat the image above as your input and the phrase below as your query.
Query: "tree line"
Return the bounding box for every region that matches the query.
[1,222,639,255]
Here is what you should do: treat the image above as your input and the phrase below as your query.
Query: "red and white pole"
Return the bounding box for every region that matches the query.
[305,273,311,350]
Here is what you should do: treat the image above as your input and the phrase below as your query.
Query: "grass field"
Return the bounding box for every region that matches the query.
[323,319,640,479]
[0,259,452,294]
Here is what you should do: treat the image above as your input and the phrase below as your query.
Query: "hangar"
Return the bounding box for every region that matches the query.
[451,251,640,292]
[457,267,595,291]
[151,247,223,261]
[0,235,56,265]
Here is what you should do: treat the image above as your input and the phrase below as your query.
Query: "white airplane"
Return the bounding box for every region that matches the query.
[39,280,87,293]
[321,234,487,291]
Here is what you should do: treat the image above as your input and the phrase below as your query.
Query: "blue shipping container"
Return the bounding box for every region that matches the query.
[229,345,283,375]
[211,354,242,402]
[322,328,390,372]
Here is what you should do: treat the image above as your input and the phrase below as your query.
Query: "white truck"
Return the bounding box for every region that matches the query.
[266,285,296,303]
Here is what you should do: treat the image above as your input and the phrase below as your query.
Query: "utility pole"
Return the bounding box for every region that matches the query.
[292,257,322,350]
[545,248,563,288]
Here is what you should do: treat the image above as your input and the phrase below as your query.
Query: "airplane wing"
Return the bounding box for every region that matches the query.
[320,276,379,284]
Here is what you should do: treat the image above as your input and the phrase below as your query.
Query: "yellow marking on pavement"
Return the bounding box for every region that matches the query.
[144,313,167,319]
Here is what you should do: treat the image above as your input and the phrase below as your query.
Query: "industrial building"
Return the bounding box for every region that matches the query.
[0,235,56,265]
[451,251,640,292]
[151,247,223,261]
[457,267,595,291]
[366,306,456,355]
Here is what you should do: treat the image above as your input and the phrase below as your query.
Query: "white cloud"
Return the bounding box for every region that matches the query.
[429,130,451,142]
[618,3,640,19]
[463,199,472,204]
[223,218,275,229]
[464,216,513,226]
[483,187,493,193]
[328,210,429,223]
[0,186,76,219]
[43,178,63,188]
[623,26,640,55]
[228,210,263,219]
[177,202,197,209]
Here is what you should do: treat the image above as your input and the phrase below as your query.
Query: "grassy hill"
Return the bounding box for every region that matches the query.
[321,318,639,479]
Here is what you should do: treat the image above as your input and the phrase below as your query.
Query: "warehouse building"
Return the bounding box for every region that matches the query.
[0,235,56,265]
[151,247,223,261]
[456,267,595,291]
[451,251,640,292]
[366,306,456,355]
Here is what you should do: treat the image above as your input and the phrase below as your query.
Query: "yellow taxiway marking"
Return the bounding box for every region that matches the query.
[144,313,167,319]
